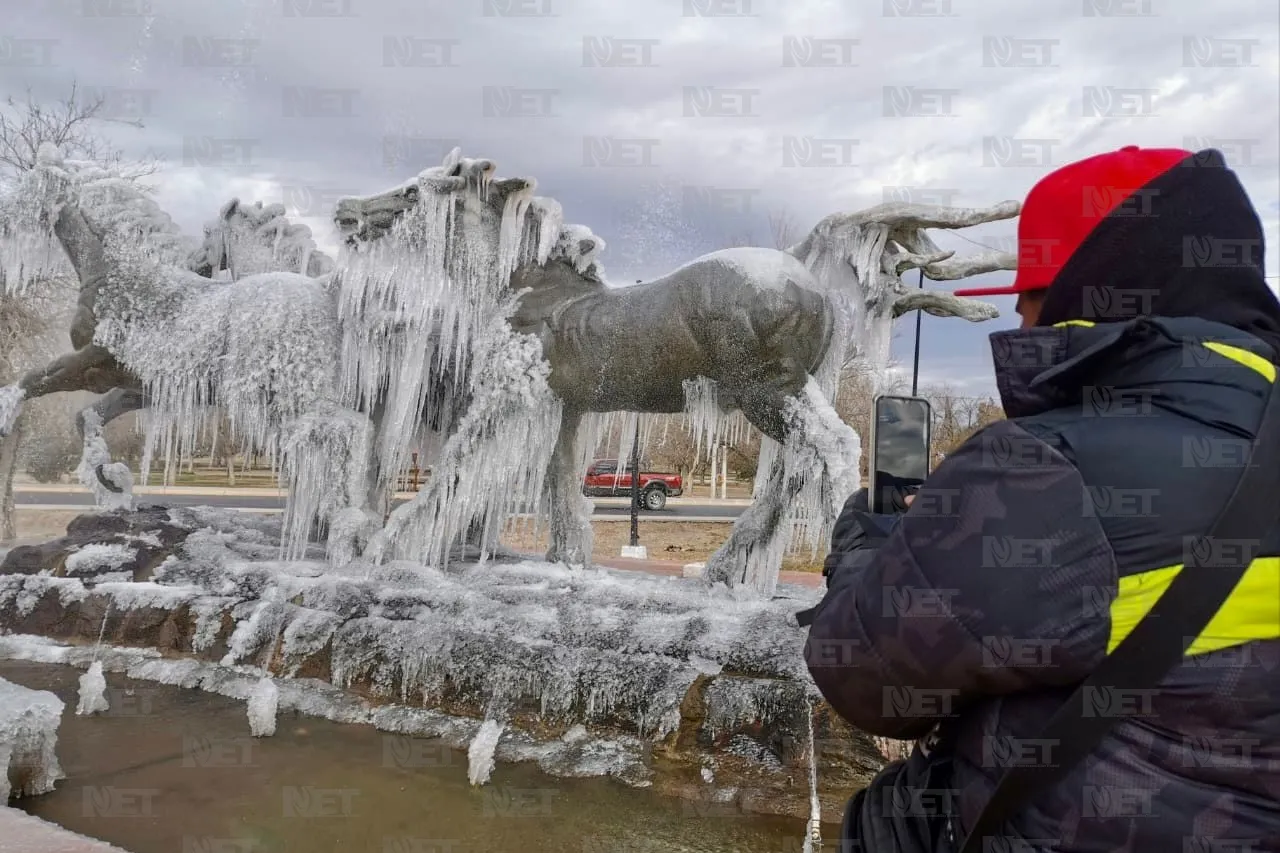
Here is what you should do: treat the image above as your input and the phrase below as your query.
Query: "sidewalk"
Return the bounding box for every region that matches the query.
[14,484,755,507]
[512,549,823,589]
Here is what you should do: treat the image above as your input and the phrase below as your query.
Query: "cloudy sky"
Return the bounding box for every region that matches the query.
[4,0,1277,397]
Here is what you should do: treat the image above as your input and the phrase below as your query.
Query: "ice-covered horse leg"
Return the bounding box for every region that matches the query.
[75,387,146,510]
[0,346,125,437]
[704,377,860,596]
[280,407,381,564]
[544,410,594,568]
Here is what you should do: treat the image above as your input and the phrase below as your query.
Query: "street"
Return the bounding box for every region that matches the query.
[13,489,749,521]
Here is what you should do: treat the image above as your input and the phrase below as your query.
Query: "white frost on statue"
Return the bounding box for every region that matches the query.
[75,408,135,511]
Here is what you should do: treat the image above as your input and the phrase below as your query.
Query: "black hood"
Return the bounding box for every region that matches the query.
[1037,149,1280,361]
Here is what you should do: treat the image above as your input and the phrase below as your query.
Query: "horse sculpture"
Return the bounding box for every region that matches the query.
[336,148,1020,594]
[0,143,381,560]
[0,149,343,504]
[71,197,342,507]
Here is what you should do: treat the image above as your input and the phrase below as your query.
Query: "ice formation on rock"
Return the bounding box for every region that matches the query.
[64,544,137,579]
[247,675,278,737]
[0,633,659,791]
[76,660,109,715]
[0,675,65,799]
[467,718,505,785]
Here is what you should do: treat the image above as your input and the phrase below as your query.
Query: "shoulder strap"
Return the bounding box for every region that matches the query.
[959,379,1280,852]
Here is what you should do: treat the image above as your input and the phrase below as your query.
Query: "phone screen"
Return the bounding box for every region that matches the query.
[870,396,932,514]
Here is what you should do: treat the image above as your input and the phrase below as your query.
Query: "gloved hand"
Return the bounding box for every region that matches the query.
[821,488,902,589]
[797,489,907,626]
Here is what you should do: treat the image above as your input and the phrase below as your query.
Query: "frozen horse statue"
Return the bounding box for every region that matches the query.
[337,148,1019,594]
[71,197,341,511]
[0,143,377,560]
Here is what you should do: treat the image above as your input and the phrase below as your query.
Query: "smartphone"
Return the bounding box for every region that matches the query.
[869,395,932,514]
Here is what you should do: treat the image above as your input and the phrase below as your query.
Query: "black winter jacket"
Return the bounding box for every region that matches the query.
[806,315,1280,852]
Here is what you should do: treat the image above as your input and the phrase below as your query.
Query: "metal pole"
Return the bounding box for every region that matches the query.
[719,443,728,500]
[910,267,924,397]
[629,417,641,547]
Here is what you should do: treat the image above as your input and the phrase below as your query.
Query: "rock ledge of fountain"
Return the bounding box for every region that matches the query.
[0,506,887,820]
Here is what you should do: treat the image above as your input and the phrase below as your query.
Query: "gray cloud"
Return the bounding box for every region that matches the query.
[3,0,1277,396]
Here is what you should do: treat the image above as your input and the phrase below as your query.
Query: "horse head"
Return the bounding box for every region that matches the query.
[333,148,609,316]
[189,198,335,280]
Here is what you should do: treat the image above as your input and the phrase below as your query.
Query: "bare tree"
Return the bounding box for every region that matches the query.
[768,207,797,251]
[0,82,159,180]
[0,83,154,540]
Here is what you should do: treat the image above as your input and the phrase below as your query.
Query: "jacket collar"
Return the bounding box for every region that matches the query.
[989,316,1275,419]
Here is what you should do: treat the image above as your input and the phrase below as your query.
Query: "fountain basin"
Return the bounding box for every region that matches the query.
[0,507,885,822]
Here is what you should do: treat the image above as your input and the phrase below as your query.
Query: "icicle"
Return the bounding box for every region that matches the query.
[467,719,505,785]
[76,406,135,510]
[76,662,109,716]
[802,701,822,853]
[247,676,278,737]
[0,385,25,435]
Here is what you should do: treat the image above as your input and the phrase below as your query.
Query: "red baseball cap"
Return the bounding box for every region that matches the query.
[953,145,1194,297]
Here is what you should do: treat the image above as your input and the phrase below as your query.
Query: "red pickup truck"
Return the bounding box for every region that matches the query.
[582,459,683,510]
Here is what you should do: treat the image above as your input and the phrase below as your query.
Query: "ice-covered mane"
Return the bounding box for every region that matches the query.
[0,142,197,295]
[191,198,335,281]
[333,147,609,498]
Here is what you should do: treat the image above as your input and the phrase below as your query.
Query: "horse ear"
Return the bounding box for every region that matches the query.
[440,147,462,174]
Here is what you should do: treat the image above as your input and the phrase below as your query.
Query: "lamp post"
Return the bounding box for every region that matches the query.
[910,267,924,396]
[628,417,641,547]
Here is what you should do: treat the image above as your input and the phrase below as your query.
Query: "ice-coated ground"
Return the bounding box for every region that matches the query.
[0,674,65,800]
